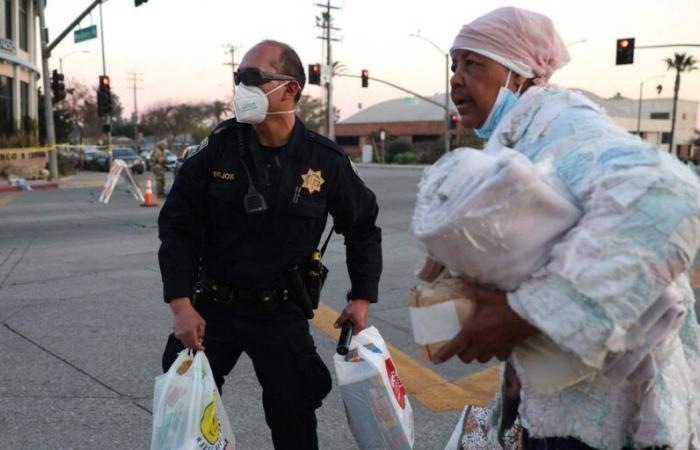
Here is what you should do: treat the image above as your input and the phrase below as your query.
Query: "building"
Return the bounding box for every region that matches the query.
[335,94,454,157]
[335,90,699,157]
[0,0,39,135]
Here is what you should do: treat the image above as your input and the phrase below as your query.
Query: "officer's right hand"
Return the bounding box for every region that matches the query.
[169,297,206,351]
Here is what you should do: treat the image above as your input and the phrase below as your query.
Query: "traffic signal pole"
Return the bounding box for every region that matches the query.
[336,73,447,110]
[99,1,111,154]
[39,0,105,179]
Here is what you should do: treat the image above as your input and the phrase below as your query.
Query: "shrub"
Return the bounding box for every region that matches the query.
[385,139,412,163]
[393,152,422,164]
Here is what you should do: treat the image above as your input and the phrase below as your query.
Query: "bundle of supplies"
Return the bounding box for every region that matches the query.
[151,350,236,450]
[409,148,593,393]
[334,326,414,450]
[411,147,581,291]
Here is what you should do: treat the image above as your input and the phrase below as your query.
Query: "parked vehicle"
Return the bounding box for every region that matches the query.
[90,152,110,172]
[113,147,145,174]
[174,145,198,175]
[164,150,177,171]
[140,150,152,171]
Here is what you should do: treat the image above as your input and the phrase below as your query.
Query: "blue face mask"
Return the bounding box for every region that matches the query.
[474,71,522,139]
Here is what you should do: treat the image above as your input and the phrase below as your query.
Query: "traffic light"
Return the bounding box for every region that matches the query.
[50,69,65,103]
[449,113,458,129]
[308,63,321,85]
[135,0,148,6]
[361,69,369,88]
[97,75,112,117]
[615,38,635,65]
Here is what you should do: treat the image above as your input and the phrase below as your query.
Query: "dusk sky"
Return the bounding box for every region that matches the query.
[46,0,700,124]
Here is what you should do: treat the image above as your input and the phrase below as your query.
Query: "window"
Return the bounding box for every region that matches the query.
[0,76,13,135]
[20,81,28,128]
[4,0,11,40]
[661,132,672,144]
[19,0,27,51]
[336,135,359,146]
[650,112,670,120]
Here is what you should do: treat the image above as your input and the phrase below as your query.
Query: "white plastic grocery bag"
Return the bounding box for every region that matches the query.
[333,326,414,450]
[151,350,236,450]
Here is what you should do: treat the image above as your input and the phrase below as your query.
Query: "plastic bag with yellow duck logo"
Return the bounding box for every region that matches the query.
[151,349,236,450]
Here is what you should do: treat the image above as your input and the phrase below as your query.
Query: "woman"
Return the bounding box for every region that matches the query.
[432,6,700,450]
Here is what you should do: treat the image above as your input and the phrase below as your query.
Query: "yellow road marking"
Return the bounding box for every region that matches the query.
[0,193,20,208]
[691,268,700,289]
[312,302,500,412]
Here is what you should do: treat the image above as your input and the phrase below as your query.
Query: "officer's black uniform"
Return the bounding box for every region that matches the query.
[157,116,382,450]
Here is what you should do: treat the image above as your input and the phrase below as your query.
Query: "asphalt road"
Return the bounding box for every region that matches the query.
[1,166,698,450]
[0,167,487,450]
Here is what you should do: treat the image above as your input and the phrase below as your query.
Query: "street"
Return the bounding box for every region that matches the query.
[1,166,699,449]
[0,167,496,449]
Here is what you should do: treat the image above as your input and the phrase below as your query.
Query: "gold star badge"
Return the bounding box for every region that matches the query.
[300,169,325,194]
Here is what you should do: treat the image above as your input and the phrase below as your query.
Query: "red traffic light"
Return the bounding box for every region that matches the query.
[100,75,111,87]
[361,69,369,88]
[308,64,321,85]
[449,113,459,129]
[615,37,635,65]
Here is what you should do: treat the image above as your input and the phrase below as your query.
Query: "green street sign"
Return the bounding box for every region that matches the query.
[74,25,97,43]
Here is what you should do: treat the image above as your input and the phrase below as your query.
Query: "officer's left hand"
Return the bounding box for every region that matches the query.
[432,282,539,365]
[334,299,370,335]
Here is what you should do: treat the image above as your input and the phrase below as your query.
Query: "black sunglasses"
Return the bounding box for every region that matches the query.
[234,67,297,87]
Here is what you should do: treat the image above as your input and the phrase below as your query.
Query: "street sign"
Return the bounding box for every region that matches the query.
[74,25,97,43]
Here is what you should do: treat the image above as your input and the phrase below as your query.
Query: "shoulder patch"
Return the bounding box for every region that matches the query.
[307,130,345,156]
[187,136,208,159]
[212,117,238,135]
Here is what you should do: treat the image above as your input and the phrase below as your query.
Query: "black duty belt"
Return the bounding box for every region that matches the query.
[199,273,290,307]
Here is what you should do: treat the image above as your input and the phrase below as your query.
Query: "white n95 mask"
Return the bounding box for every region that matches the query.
[233,82,295,124]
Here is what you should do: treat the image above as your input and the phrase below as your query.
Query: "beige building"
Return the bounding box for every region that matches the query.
[579,90,698,154]
[0,0,39,134]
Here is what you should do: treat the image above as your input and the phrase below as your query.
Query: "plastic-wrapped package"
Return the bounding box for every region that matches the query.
[410,148,596,392]
[411,147,581,291]
[334,326,414,450]
[408,277,473,361]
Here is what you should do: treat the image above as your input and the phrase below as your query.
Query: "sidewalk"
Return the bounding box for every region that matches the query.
[0,170,159,193]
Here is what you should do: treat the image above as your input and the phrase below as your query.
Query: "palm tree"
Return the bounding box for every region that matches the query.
[664,52,698,155]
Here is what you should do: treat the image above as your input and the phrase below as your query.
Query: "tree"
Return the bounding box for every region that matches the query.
[664,52,698,155]
[297,94,325,132]
[62,79,126,143]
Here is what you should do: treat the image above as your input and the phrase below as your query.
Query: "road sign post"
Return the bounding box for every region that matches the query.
[74,25,97,43]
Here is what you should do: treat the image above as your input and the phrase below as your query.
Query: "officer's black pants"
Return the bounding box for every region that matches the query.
[162,299,332,450]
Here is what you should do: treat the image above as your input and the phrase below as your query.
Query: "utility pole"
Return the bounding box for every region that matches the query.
[315,1,341,140]
[223,44,241,99]
[37,0,57,179]
[126,72,143,142]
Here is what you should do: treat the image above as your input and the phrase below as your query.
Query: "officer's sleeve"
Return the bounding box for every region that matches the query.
[157,138,213,303]
[328,157,382,302]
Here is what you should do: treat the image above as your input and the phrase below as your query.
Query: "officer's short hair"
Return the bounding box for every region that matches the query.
[260,40,306,103]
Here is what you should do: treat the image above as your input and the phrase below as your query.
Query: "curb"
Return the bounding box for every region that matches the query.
[0,182,59,193]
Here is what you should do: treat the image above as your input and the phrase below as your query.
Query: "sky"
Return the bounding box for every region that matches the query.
[46,0,700,124]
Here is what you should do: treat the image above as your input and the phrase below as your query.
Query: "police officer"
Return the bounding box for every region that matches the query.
[151,141,167,197]
[157,40,382,450]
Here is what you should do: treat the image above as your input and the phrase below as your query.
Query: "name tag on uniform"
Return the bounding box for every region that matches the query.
[212,170,235,181]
